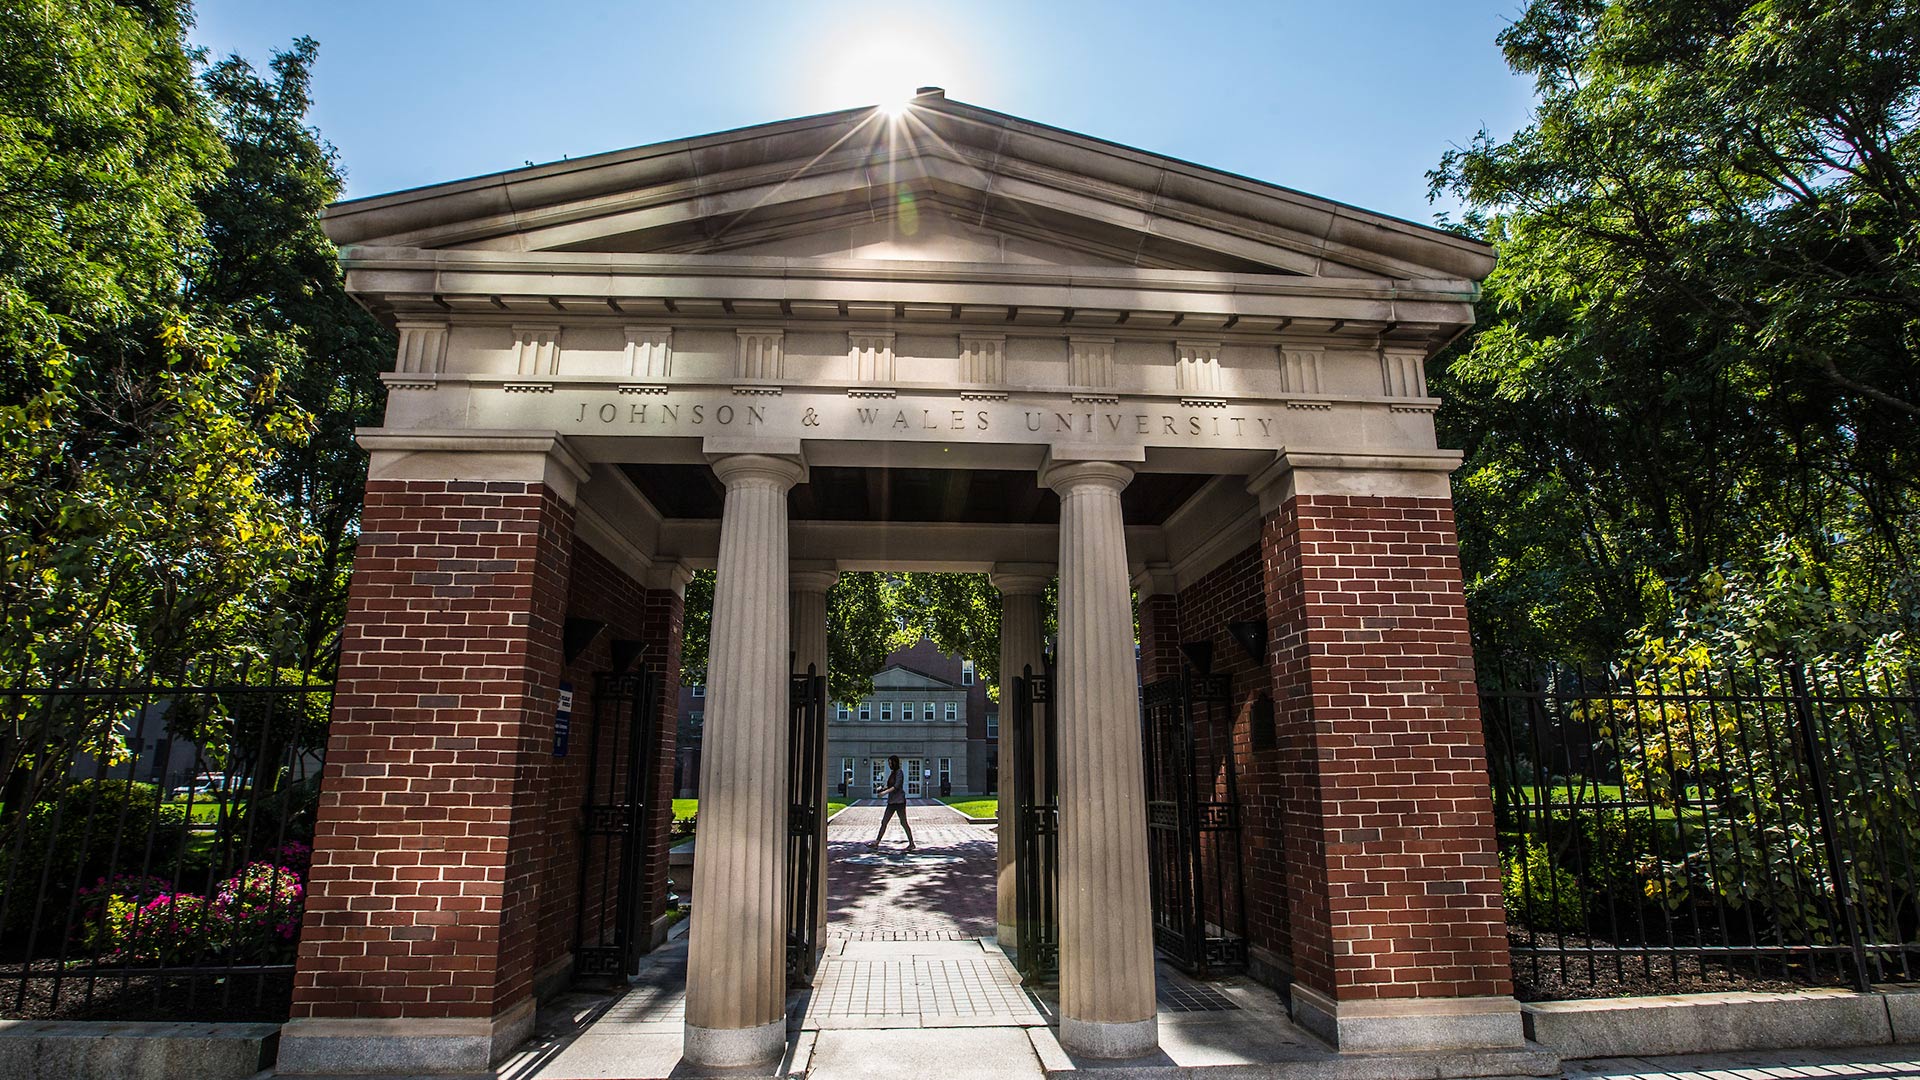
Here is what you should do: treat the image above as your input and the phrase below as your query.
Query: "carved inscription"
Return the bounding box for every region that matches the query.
[563,397,1289,443]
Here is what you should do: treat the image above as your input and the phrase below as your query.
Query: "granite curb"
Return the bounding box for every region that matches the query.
[1523,986,1920,1059]
[0,1019,280,1080]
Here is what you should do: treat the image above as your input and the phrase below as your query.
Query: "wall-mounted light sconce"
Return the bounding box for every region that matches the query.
[1227,619,1267,665]
[1180,640,1214,675]
[563,617,607,665]
[608,638,643,674]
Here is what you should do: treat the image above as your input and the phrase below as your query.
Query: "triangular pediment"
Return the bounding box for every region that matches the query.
[579,199,1138,269]
[324,96,1493,283]
[872,665,959,690]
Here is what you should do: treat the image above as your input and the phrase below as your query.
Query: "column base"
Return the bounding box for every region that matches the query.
[1290,985,1525,1053]
[276,999,535,1075]
[1059,1015,1158,1059]
[997,922,1017,949]
[683,1018,786,1068]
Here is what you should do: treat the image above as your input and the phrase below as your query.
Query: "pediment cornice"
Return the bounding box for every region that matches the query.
[336,247,1477,348]
[324,97,1493,285]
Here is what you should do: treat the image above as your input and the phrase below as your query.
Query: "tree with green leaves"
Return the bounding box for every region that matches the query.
[196,37,391,676]
[1429,0,1920,664]
[679,570,913,706]
[679,569,1060,705]
[0,0,316,686]
[0,2,384,822]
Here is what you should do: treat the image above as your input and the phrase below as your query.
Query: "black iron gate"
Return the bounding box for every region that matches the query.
[1012,664,1059,984]
[574,667,660,978]
[1141,665,1248,976]
[786,663,826,983]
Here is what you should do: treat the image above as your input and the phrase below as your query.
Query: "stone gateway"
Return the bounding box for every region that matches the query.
[276,91,1518,1074]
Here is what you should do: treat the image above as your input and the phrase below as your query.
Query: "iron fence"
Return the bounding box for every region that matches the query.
[0,664,330,1020]
[1480,657,1920,1000]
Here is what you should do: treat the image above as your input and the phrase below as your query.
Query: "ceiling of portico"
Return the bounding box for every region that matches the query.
[324,95,1494,285]
[619,463,1211,526]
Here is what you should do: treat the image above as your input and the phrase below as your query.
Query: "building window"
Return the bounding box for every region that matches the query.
[859,701,871,721]
[944,702,957,721]
[923,701,935,720]
[691,683,705,698]
[987,713,999,738]
[836,704,850,720]
[689,711,704,728]
[904,701,917,722]
[840,757,854,786]
[939,757,952,786]
[961,660,974,686]
[881,701,893,720]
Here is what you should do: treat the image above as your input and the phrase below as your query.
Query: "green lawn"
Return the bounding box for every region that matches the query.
[941,797,998,820]
[167,798,230,824]
[1507,783,1707,821]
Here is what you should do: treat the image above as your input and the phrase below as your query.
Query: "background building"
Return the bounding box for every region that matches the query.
[676,637,995,799]
[673,681,704,798]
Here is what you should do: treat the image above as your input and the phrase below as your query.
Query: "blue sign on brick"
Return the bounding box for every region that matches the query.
[554,681,574,757]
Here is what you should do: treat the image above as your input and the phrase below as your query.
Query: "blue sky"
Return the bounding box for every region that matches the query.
[189,1,1538,227]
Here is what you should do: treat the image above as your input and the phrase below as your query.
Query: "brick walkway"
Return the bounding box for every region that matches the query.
[825,799,997,941]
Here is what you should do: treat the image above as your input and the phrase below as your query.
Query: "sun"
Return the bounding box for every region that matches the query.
[816,29,950,112]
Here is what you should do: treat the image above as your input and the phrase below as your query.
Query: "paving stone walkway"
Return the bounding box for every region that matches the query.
[801,939,1043,1030]
[823,799,996,941]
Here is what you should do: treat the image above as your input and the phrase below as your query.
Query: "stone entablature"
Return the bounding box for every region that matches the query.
[374,321,1445,462]
[376,316,1434,402]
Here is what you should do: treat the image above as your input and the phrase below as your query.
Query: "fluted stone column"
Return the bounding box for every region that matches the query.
[1044,459,1157,1058]
[790,564,837,970]
[989,564,1052,949]
[684,454,804,1068]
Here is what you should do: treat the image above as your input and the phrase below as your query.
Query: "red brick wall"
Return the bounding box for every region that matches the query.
[1261,493,1511,1002]
[297,483,688,1021]
[294,479,573,1021]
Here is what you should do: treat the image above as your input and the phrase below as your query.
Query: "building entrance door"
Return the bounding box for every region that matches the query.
[904,758,924,797]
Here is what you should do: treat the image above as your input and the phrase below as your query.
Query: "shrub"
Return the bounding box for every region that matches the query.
[81,861,305,964]
[212,861,305,960]
[223,772,321,850]
[1501,838,1584,930]
[0,780,189,942]
[110,892,214,964]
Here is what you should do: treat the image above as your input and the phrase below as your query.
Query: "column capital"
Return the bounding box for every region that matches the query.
[1245,448,1463,513]
[990,562,1054,595]
[708,452,806,491]
[789,561,839,595]
[1039,458,1134,495]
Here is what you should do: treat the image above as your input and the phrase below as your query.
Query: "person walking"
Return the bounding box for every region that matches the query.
[868,754,916,852]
